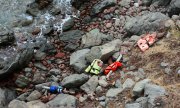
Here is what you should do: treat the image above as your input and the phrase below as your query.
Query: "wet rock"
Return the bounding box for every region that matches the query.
[34,62,47,71]
[119,0,131,7]
[27,100,48,108]
[34,50,46,61]
[0,27,14,45]
[125,103,141,108]
[106,88,123,98]
[61,73,89,88]
[26,90,42,102]
[80,76,99,94]
[0,48,33,79]
[123,78,135,89]
[135,97,148,108]
[8,100,28,108]
[81,29,112,48]
[144,83,167,108]
[86,39,122,63]
[133,79,151,97]
[32,71,45,84]
[15,75,30,88]
[0,88,16,108]
[47,94,77,108]
[124,12,169,36]
[91,0,117,15]
[70,49,90,73]
[168,0,180,17]
[115,79,122,88]
[62,18,74,31]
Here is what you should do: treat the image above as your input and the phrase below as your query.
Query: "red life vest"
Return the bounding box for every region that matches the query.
[104,61,122,75]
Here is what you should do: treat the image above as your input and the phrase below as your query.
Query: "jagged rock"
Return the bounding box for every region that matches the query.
[81,29,112,48]
[125,103,141,108]
[91,0,117,15]
[119,0,131,7]
[0,48,33,79]
[123,78,135,89]
[135,97,148,108]
[34,50,46,61]
[47,94,77,108]
[26,90,42,102]
[124,12,169,36]
[59,30,84,51]
[106,88,123,98]
[133,79,151,97]
[144,83,167,108]
[8,100,28,108]
[0,88,16,108]
[62,18,74,31]
[70,49,90,73]
[0,27,14,45]
[61,73,89,88]
[27,100,48,108]
[80,76,99,94]
[86,39,122,63]
[15,75,30,88]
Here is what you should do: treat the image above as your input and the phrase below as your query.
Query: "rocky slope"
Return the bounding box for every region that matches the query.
[0,0,179,108]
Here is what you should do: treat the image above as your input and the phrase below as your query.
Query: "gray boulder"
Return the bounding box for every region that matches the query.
[62,18,74,31]
[26,90,42,102]
[91,0,117,15]
[124,12,169,36]
[0,48,33,79]
[47,94,77,108]
[125,103,141,108]
[133,79,151,97]
[142,0,152,6]
[8,100,28,108]
[12,14,33,27]
[34,51,46,61]
[106,88,123,98]
[168,0,180,16]
[144,84,167,108]
[119,0,131,7]
[151,0,171,6]
[34,62,47,71]
[61,74,89,88]
[81,29,112,48]
[0,88,16,108]
[80,76,99,94]
[136,97,148,108]
[86,39,122,63]
[27,100,47,108]
[70,49,90,73]
[123,78,135,89]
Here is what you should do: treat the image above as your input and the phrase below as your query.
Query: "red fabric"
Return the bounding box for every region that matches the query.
[104,61,122,75]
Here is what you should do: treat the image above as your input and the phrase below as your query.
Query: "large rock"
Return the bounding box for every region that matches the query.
[0,88,16,108]
[47,94,77,108]
[61,73,89,88]
[106,88,123,98]
[8,100,28,108]
[0,48,33,79]
[124,12,169,36]
[144,84,167,108]
[80,76,99,94]
[62,18,74,31]
[168,0,180,16]
[91,0,117,16]
[85,39,122,63]
[26,90,42,102]
[133,79,151,97]
[151,0,171,6]
[123,78,135,89]
[15,75,30,88]
[70,49,90,73]
[135,97,148,108]
[81,29,112,48]
[0,27,14,45]
[27,100,47,108]
[119,0,131,7]
[59,30,84,51]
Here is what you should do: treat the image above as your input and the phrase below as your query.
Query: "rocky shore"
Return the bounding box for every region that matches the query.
[0,0,180,108]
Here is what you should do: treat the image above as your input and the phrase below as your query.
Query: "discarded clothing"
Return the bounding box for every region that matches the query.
[85,59,103,75]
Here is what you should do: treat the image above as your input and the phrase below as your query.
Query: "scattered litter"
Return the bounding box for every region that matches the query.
[105,54,123,79]
[42,85,63,94]
[85,59,103,75]
[137,32,157,52]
